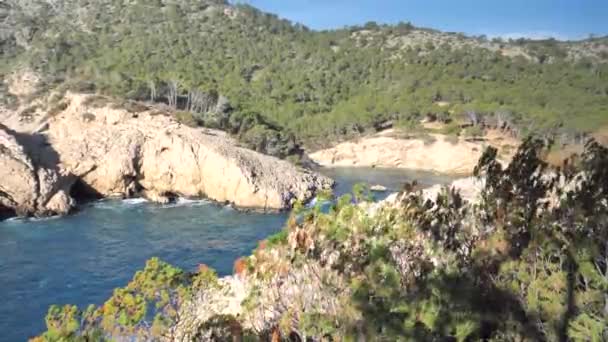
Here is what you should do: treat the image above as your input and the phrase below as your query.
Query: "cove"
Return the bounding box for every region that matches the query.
[0,168,454,341]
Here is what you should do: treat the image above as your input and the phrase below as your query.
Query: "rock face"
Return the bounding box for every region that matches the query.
[365,177,484,217]
[7,93,332,212]
[421,177,485,203]
[0,124,75,217]
[310,131,513,174]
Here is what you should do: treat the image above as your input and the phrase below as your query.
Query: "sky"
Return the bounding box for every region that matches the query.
[246,0,608,40]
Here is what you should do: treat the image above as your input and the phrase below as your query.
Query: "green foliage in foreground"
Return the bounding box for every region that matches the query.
[36,139,608,341]
[34,258,219,342]
[2,0,608,148]
[273,139,608,341]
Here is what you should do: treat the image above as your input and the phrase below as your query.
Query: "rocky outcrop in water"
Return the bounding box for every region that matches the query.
[46,94,332,209]
[0,124,75,217]
[0,91,333,216]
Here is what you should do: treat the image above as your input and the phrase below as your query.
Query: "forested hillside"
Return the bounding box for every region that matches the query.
[1,0,607,149]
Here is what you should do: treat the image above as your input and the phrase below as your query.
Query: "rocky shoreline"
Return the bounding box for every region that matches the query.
[0,73,507,221]
[0,124,76,218]
[309,129,516,174]
[0,92,333,220]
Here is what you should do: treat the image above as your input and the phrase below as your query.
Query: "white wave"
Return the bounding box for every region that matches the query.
[161,198,211,208]
[1,215,62,224]
[90,197,210,210]
[89,198,142,211]
[122,198,149,205]
[91,198,148,210]
[28,215,62,222]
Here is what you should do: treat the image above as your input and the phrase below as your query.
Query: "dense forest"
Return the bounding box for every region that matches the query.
[34,139,608,341]
[1,0,608,152]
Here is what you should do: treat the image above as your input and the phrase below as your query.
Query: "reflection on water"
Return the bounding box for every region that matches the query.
[0,167,455,341]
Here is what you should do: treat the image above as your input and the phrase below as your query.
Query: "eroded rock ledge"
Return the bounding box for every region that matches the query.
[0,93,333,219]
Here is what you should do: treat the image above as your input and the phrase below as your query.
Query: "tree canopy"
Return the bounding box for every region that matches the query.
[1,0,607,148]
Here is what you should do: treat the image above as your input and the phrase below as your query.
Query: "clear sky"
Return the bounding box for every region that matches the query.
[246,0,608,40]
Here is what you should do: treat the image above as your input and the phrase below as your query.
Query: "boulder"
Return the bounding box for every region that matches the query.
[421,177,485,203]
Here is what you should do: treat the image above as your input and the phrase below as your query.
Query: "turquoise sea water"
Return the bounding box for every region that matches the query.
[0,168,454,341]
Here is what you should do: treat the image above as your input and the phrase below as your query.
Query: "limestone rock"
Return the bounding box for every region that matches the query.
[142,190,172,205]
[43,93,333,210]
[0,124,75,217]
[310,134,483,174]
[309,130,515,175]
[1,89,332,215]
[421,177,485,203]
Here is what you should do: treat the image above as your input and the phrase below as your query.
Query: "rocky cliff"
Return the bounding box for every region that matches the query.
[0,124,75,218]
[0,90,333,218]
[309,129,516,174]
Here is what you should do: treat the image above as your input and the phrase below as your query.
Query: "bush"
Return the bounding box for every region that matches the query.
[19,105,38,118]
[439,122,462,136]
[81,112,96,122]
[174,111,199,127]
[48,101,69,116]
[267,230,288,247]
[396,117,423,134]
[463,125,484,139]
[83,95,110,108]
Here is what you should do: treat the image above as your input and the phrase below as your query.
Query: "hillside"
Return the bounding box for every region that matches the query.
[1,0,607,151]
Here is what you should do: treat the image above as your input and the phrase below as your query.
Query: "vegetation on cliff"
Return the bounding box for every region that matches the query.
[2,0,608,152]
[35,139,608,341]
[33,258,221,342]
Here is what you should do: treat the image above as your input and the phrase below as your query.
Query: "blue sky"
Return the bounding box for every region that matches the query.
[247,0,608,40]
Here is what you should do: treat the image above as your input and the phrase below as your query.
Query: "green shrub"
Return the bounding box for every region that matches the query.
[421,132,438,145]
[82,95,110,108]
[463,125,484,139]
[19,105,38,119]
[266,230,288,247]
[48,101,69,116]
[174,111,199,127]
[439,122,462,136]
[81,112,96,122]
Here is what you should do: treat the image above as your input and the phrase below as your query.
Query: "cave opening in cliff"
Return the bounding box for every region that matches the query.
[0,205,16,221]
[69,179,104,201]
